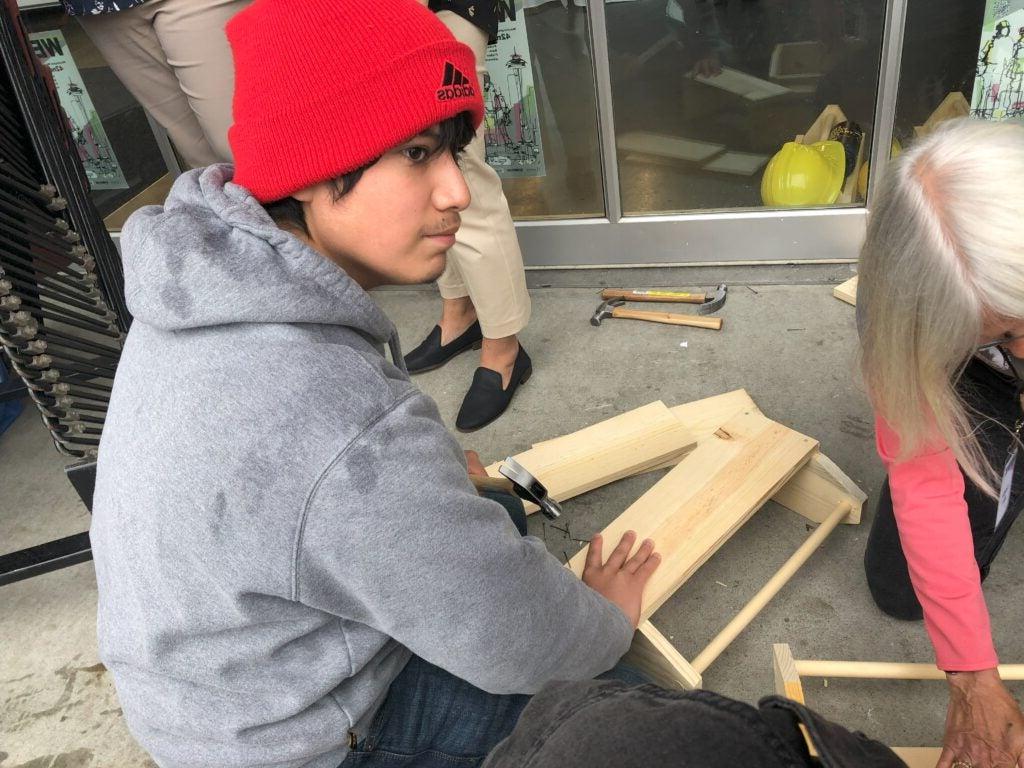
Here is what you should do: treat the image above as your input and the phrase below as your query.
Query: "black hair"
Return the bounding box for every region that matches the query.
[264,111,476,237]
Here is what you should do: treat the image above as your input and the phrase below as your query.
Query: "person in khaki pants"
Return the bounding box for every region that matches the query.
[62,0,251,168]
[404,0,533,432]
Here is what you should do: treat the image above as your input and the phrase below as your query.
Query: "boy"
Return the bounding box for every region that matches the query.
[90,1,659,766]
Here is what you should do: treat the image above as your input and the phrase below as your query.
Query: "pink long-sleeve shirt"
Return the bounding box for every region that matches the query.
[876,417,999,671]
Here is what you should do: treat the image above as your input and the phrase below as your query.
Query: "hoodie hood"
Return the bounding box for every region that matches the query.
[120,165,396,348]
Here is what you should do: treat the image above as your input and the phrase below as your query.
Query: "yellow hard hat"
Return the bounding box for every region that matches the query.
[761,140,846,207]
[857,138,903,199]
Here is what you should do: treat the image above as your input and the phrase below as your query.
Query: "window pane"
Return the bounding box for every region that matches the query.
[606,0,885,215]
[20,5,171,223]
[501,2,605,220]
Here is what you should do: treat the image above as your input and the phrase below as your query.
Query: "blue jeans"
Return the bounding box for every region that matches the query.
[340,657,647,768]
[339,491,646,768]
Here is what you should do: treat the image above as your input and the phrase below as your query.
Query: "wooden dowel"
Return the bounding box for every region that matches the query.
[793,660,1024,680]
[691,501,850,674]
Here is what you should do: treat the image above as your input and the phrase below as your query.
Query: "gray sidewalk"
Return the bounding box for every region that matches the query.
[3,276,1022,766]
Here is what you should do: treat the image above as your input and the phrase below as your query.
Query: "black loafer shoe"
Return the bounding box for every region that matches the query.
[404,321,483,374]
[455,346,532,432]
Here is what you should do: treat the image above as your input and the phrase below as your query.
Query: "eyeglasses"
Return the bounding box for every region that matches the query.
[977,334,1024,352]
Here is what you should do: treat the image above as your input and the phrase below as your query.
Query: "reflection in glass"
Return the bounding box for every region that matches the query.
[20,7,169,221]
[502,1,605,220]
[605,0,884,215]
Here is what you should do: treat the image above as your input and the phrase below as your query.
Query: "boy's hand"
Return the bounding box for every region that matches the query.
[582,531,660,628]
[464,450,487,477]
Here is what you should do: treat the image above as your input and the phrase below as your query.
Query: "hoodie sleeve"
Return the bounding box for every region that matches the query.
[294,390,634,694]
[875,416,998,671]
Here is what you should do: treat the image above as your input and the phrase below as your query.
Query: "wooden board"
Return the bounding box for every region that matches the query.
[103,174,175,230]
[914,92,969,138]
[797,104,847,144]
[772,644,818,757]
[624,621,702,690]
[568,411,818,621]
[668,389,759,439]
[833,275,857,306]
[691,66,791,101]
[617,132,725,163]
[487,401,696,515]
[892,748,942,768]
[640,389,760,473]
[773,643,806,702]
[653,392,864,526]
[773,452,865,524]
[701,151,770,176]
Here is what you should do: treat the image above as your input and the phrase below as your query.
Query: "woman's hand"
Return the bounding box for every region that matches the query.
[937,668,1024,768]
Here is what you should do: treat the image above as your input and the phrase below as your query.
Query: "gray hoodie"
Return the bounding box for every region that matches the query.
[91,166,633,768]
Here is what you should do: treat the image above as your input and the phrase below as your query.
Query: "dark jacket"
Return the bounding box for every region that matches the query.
[429,0,503,42]
[482,680,907,768]
[61,0,146,15]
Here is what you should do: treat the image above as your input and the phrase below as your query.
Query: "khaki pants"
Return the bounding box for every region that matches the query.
[434,12,531,340]
[78,0,251,169]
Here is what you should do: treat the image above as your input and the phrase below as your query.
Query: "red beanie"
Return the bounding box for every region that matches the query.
[227,0,484,202]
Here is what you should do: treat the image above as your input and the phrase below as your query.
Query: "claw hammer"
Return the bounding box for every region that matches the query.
[600,283,728,316]
[591,299,723,330]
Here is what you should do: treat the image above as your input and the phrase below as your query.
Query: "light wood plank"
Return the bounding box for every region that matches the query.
[487,401,695,515]
[892,747,942,768]
[617,132,725,163]
[668,389,759,439]
[773,643,806,702]
[772,643,818,758]
[103,174,175,231]
[773,452,864,524]
[640,389,760,473]
[833,275,858,306]
[569,411,818,621]
[624,621,702,690]
[691,66,791,101]
[648,392,865,526]
[798,104,847,144]
[914,92,969,138]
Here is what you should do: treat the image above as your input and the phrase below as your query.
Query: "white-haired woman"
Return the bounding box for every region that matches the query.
[859,118,1024,768]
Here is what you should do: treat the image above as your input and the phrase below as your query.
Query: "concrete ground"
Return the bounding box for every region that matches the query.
[4,267,1024,766]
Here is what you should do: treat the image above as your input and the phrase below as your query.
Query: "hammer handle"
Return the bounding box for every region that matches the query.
[611,308,723,330]
[601,289,707,304]
[470,475,515,494]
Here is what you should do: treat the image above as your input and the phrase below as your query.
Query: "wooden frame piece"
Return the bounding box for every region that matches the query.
[771,643,1024,766]
[914,92,970,139]
[833,274,857,306]
[567,410,818,622]
[488,391,865,690]
[772,452,864,525]
[486,401,696,515]
[622,621,703,690]
[562,411,839,690]
[652,391,865,525]
[524,390,865,526]
[619,499,848,692]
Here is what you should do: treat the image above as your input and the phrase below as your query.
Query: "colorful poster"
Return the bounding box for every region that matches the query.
[28,30,129,190]
[971,0,1024,119]
[484,1,546,178]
